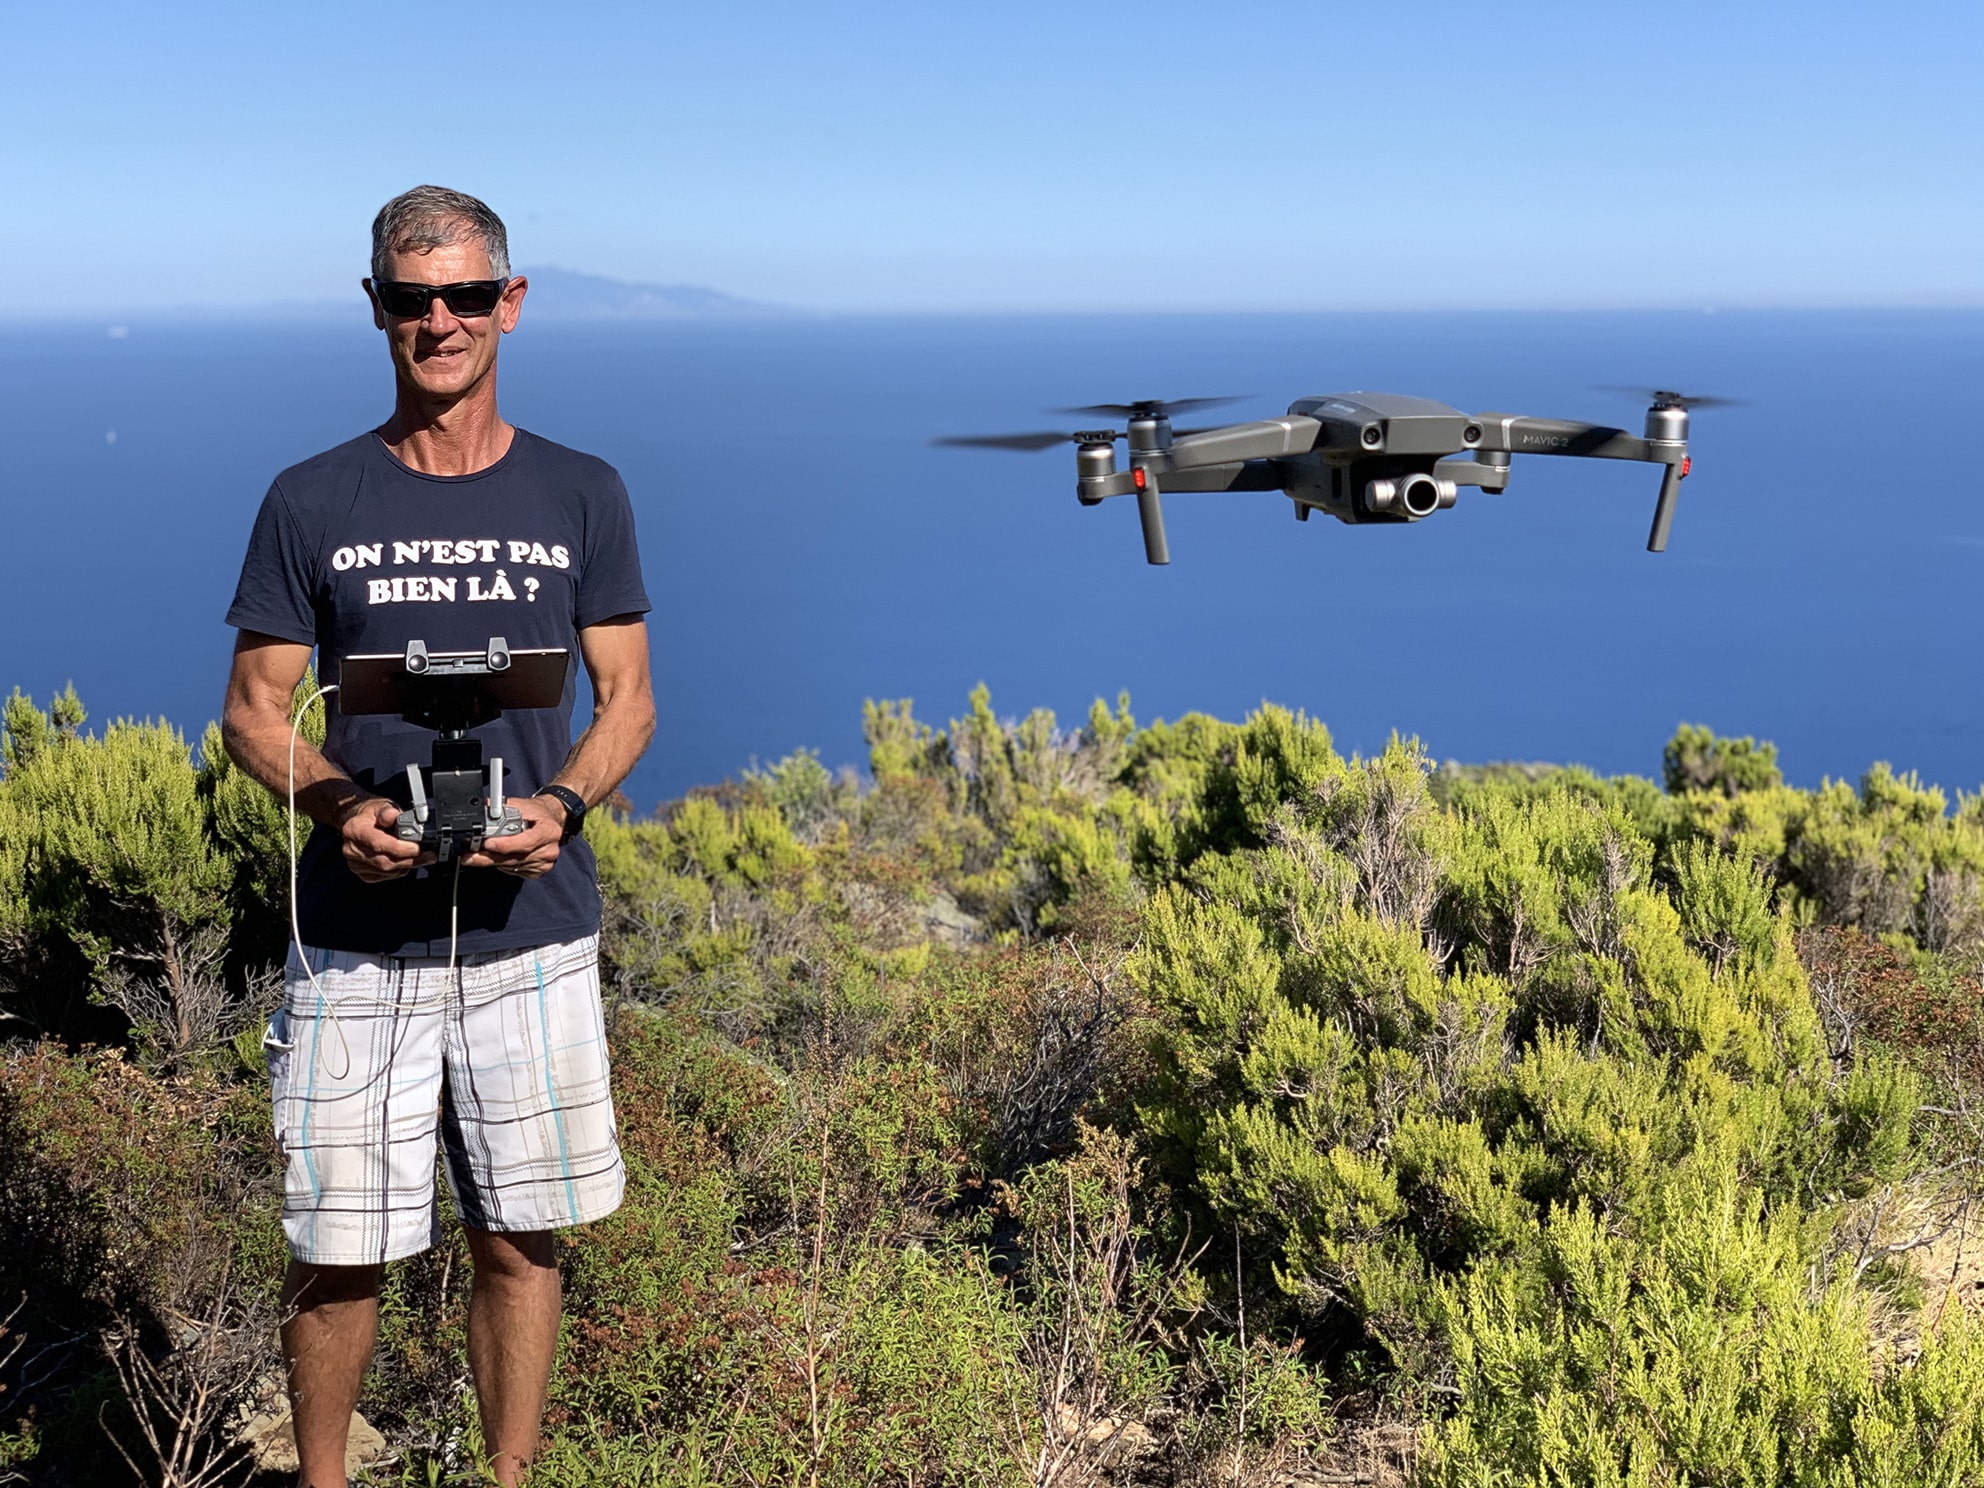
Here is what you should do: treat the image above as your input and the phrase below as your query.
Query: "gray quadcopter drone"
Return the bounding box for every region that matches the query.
[938,388,1729,564]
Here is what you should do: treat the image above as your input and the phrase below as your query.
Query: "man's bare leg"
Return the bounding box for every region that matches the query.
[464,1228,561,1485]
[282,1259,384,1488]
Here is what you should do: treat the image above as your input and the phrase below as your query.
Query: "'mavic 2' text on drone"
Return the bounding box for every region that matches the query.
[938,389,1729,565]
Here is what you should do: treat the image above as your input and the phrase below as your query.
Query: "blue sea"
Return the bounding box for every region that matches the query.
[2,310,1981,811]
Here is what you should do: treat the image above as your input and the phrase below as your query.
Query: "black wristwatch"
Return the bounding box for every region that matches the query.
[534,784,588,843]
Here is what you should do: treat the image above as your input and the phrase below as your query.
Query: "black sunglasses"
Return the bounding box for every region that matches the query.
[372,279,509,318]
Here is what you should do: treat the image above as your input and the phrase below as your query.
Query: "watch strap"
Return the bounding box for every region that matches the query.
[534,784,587,842]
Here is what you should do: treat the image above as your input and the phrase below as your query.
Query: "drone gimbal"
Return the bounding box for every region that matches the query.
[940,389,1726,565]
[337,638,571,864]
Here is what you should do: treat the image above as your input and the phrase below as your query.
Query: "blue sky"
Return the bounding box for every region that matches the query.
[3,0,1979,314]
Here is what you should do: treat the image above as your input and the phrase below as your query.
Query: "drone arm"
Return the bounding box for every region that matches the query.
[1160,416,1322,470]
[1470,414,1656,463]
[1150,460,1286,493]
[1075,418,1316,503]
[1472,412,1689,551]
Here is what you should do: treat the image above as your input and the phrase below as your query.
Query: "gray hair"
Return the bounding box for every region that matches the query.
[370,185,511,280]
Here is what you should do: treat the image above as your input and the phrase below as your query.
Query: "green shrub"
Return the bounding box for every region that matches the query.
[7,682,1984,1485]
[1129,723,1945,1481]
[0,1042,282,1482]
[0,684,321,1059]
[1664,722,1785,796]
[541,1006,1026,1487]
[1424,1172,1984,1486]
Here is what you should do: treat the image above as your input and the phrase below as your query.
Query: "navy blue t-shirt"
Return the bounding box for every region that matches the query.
[226,429,650,957]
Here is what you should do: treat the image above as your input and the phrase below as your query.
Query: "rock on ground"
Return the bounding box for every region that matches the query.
[238,1400,388,1478]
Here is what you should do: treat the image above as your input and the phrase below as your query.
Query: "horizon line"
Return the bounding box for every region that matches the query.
[6,299,1984,326]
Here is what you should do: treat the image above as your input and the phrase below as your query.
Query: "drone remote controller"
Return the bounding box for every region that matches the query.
[395,750,528,863]
[335,637,572,868]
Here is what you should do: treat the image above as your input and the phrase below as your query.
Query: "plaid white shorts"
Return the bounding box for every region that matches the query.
[266,933,625,1266]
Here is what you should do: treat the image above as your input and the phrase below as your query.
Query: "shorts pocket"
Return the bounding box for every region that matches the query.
[263,1007,295,1085]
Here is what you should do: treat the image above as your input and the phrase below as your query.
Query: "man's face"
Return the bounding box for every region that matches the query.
[364,232,527,404]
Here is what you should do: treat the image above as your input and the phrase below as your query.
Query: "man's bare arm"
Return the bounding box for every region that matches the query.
[555,613,657,807]
[467,614,655,875]
[220,630,428,882]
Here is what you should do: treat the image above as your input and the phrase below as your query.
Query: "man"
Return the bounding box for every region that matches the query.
[221,184,654,1488]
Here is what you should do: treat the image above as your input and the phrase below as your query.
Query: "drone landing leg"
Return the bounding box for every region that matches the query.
[1646,462,1685,553]
[1135,475,1170,565]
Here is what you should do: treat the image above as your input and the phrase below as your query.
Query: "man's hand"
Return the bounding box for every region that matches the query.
[340,797,433,882]
[462,795,565,878]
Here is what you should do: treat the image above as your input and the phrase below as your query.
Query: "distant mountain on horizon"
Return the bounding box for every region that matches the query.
[517,266,790,320]
[0,268,791,325]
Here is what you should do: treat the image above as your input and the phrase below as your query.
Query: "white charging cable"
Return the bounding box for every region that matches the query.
[447,858,461,986]
[287,681,339,1012]
[287,682,466,1078]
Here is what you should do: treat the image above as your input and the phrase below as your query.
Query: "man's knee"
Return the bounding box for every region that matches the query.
[283,1258,385,1312]
[465,1226,557,1281]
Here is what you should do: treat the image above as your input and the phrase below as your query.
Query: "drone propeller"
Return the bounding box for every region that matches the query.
[1596,386,1744,410]
[1053,395,1251,420]
[931,429,1121,452]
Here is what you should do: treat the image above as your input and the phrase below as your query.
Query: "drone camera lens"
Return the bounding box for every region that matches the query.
[1463,424,1482,445]
[1399,474,1442,518]
[1360,425,1383,449]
